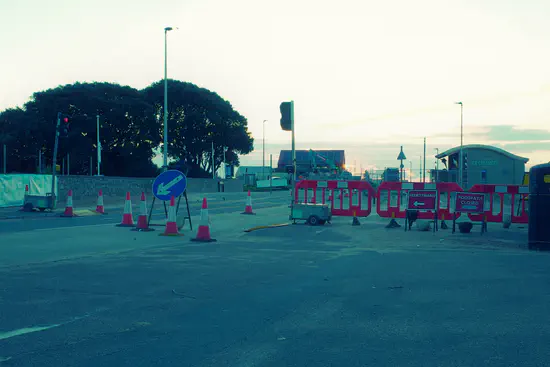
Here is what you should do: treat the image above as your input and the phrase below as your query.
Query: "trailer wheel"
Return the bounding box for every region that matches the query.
[308,215,320,226]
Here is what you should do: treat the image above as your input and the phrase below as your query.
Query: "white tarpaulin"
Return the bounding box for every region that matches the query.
[0,174,57,208]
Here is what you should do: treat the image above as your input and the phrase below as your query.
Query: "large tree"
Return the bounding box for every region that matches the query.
[142,80,254,177]
[1,82,160,176]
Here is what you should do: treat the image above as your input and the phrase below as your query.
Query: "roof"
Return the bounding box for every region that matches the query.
[235,166,272,176]
[435,144,529,163]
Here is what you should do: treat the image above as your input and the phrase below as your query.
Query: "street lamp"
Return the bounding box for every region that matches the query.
[163,26,174,171]
[455,101,464,188]
[434,148,439,182]
[262,120,267,180]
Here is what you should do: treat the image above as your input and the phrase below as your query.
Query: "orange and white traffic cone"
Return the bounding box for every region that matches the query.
[160,196,183,236]
[133,192,154,232]
[116,192,134,227]
[60,189,76,217]
[192,197,216,242]
[241,190,255,215]
[95,190,106,214]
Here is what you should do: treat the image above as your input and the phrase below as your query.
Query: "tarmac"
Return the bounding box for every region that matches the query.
[1,191,548,367]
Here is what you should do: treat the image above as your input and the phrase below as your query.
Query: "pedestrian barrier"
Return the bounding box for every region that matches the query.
[467,184,529,224]
[294,180,376,217]
[376,182,463,221]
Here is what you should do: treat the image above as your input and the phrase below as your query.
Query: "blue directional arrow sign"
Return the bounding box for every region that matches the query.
[152,170,187,201]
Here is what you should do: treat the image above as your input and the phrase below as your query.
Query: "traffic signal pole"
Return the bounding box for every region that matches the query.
[50,112,61,208]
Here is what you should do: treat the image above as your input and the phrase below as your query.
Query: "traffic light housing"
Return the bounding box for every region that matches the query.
[280,101,293,131]
[59,115,70,138]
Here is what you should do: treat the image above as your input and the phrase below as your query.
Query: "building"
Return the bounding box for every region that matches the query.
[434,144,528,188]
[235,166,273,181]
[277,150,346,174]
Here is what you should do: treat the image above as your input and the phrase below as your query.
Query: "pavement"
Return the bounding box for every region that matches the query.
[1,191,548,367]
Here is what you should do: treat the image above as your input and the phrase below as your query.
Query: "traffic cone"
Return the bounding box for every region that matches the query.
[241,190,255,215]
[386,212,401,228]
[60,190,76,217]
[95,190,106,214]
[191,197,216,242]
[132,192,154,232]
[352,211,361,226]
[160,196,183,236]
[116,192,134,227]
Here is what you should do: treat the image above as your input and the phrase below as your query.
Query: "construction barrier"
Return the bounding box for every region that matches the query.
[467,184,529,224]
[376,182,463,221]
[294,180,376,217]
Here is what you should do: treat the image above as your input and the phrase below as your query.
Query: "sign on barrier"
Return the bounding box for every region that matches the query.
[294,180,376,217]
[455,192,484,213]
[467,184,528,224]
[453,192,487,234]
[377,181,462,221]
[408,190,437,210]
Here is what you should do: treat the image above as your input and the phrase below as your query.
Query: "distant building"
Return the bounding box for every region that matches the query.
[434,144,528,188]
[235,166,273,181]
[277,150,346,174]
[382,168,400,182]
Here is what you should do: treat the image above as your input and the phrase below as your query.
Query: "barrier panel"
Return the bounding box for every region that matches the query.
[294,180,376,217]
[376,181,463,220]
[467,184,529,224]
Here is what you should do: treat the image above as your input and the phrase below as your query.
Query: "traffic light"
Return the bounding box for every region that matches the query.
[59,115,70,138]
[279,101,293,131]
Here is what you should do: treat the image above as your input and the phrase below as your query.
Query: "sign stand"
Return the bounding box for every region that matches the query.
[452,192,487,235]
[147,192,192,231]
[150,170,192,231]
[404,189,438,233]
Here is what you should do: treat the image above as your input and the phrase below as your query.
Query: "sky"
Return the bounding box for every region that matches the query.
[1,0,550,176]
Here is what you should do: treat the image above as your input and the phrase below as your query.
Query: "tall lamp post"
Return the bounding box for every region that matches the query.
[262,120,267,180]
[163,26,174,171]
[455,101,463,188]
[434,148,439,182]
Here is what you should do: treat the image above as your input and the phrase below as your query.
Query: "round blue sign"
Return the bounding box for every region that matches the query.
[152,170,187,201]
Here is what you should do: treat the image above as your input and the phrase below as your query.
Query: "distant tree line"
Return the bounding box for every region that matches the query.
[0,80,254,177]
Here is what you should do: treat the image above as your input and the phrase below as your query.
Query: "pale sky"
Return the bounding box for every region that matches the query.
[2,0,550,174]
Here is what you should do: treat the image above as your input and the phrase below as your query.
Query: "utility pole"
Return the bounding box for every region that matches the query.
[423,137,426,183]
[211,141,215,179]
[223,146,226,179]
[38,150,42,174]
[419,156,421,183]
[270,154,273,195]
[50,113,61,206]
[262,119,267,180]
[455,101,464,188]
[97,115,101,176]
[409,161,413,182]
[67,154,70,176]
[435,148,439,182]
[2,144,6,173]
[291,101,296,183]
[163,26,174,171]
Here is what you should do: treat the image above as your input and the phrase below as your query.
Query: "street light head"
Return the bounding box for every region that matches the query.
[165,27,173,32]
[455,101,463,105]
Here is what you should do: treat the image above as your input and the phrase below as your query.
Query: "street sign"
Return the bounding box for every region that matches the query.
[152,170,187,201]
[408,190,437,210]
[455,192,484,213]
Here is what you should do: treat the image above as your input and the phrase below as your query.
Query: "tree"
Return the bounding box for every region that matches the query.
[142,80,253,177]
[1,82,161,176]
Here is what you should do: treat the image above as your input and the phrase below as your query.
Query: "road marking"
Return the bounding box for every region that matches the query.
[0,324,60,340]
[34,223,116,231]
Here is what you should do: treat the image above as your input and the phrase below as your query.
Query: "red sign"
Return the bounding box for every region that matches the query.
[455,192,485,213]
[408,190,437,210]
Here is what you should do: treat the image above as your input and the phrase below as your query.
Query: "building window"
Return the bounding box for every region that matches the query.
[481,170,487,184]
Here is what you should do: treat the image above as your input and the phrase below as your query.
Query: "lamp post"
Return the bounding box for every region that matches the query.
[434,148,439,182]
[262,119,267,180]
[455,101,463,188]
[163,26,174,171]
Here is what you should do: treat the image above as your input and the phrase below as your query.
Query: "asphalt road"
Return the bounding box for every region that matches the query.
[1,196,547,366]
[0,192,290,234]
